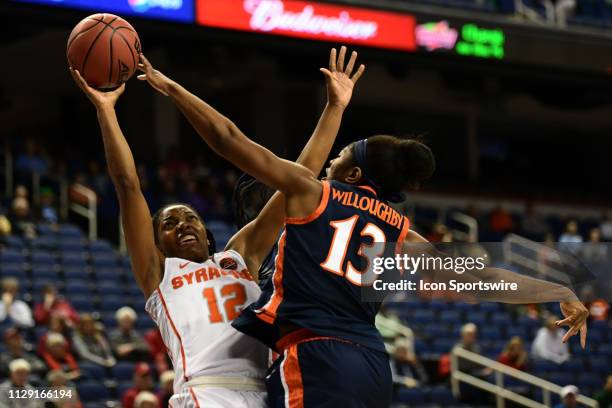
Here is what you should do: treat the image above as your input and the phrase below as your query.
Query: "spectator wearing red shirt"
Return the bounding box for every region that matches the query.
[144,328,170,375]
[489,205,514,234]
[121,362,156,408]
[37,313,72,356]
[34,284,79,327]
[41,333,81,381]
[498,336,528,370]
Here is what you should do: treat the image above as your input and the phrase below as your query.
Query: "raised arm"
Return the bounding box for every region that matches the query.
[70,69,162,299]
[226,47,365,274]
[404,230,589,347]
[137,55,320,202]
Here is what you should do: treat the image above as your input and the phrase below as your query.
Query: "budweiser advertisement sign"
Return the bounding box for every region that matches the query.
[196,0,417,51]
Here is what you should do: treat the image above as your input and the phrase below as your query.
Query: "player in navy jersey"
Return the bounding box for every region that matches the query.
[139,49,589,407]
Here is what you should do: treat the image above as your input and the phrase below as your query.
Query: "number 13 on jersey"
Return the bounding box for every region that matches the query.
[203,283,247,323]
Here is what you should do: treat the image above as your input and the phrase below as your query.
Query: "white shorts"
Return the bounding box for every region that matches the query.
[168,387,267,408]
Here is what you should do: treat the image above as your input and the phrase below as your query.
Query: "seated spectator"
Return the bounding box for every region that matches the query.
[0,278,34,328]
[554,385,579,408]
[0,327,46,379]
[0,359,41,408]
[121,363,155,408]
[595,375,612,408]
[559,220,583,252]
[46,370,83,408]
[521,203,548,239]
[134,391,159,408]
[39,187,59,226]
[40,333,80,381]
[588,298,609,321]
[489,205,514,234]
[72,314,115,368]
[109,307,149,361]
[145,328,170,375]
[34,284,79,327]
[15,138,50,176]
[157,371,174,408]
[580,228,608,265]
[600,210,612,241]
[38,313,72,357]
[498,336,528,370]
[452,323,489,376]
[8,196,37,239]
[531,316,570,364]
[390,338,428,389]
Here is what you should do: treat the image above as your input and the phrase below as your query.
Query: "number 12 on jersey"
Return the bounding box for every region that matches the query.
[202,283,247,323]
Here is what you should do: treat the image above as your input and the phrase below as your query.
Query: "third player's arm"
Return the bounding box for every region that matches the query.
[226,47,366,274]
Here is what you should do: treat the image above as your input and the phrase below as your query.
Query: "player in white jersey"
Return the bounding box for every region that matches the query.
[70,46,365,407]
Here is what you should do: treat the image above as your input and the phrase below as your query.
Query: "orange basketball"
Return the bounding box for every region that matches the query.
[67,13,141,90]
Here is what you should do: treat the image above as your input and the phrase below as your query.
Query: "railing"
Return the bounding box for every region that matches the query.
[451,347,599,407]
[449,211,478,242]
[69,184,97,241]
[503,233,572,286]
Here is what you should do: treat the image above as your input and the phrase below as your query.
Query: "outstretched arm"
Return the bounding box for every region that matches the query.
[405,230,589,347]
[226,47,365,274]
[70,69,162,299]
[137,55,320,203]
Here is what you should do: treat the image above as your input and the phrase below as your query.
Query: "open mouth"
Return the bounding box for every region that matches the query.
[179,234,198,246]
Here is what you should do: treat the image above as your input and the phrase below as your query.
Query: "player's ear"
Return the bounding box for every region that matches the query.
[345,166,363,185]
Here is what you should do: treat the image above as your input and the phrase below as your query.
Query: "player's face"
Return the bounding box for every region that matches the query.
[324,145,357,182]
[157,205,209,262]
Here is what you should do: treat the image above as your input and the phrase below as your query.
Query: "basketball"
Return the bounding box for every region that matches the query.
[67,13,141,90]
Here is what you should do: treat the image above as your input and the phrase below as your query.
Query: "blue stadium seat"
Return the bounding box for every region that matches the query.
[116,382,134,399]
[91,254,118,268]
[90,239,115,254]
[59,239,86,252]
[37,223,57,236]
[79,361,107,379]
[589,359,608,374]
[62,267,88,280]
[70,297,94,312]
[30,236,57,250]
[481,326,503,341]
[532,359,558,374]
[58,224,84,239]
[62,253,88,266]
[32,280,56,294]
[506,326,527,340]
[491,313,511,325]
[412,310,435,324]
[396,388,425,404]
[31,265,57,280]
[112,362,136,381]
[429,299,451,311]
[479,302,501,312]
[2,236,24,249]
[433,338,456,354]
[1,249,25,263]
[440,310,461,324]
[94,268,124,282]
[596,344,612,359]
[579,373,603,390]
[455,302,478,313]
[64,281,92,296]
[549,372,574,385]
[77,382,110,402]
[465,311,487,326]
[428,386,455,404]
[561,359,584,372]
[424,324,452,339]
[136,316,155,330]
[96,281,124,296]
[126,286,142,297]
[0,264,25,278]
[99,297,125,313]
[30,251,55,265]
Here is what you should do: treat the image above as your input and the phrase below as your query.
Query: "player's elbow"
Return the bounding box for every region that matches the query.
[207,120,242,156]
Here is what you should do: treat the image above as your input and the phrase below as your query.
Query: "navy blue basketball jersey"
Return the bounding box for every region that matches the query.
[233,180,410,353]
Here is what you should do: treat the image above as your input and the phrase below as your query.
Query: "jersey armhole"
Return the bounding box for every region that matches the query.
[394,216,411,256]
[285,181,330,225]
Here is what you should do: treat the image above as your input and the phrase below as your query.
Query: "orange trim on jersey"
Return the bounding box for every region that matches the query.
[283,344,304,408]
[276,328,353,352]
[356,185,377,196]
[189,387,201,408]
[394,216,411,275]
[256,232,287,324]
[157,288,188,382]
[285,181,330,225]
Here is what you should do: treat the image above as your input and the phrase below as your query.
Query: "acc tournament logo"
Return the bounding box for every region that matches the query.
[127,0,183,12]
[415,21,458,51]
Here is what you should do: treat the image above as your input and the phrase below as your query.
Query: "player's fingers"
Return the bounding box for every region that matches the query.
[329,48,337,71]
[137,63,146,73]
[71,69,88,90]
[345,51,357,76]
[137,74,147,81]
[580,322,587,349]
[319,68,332,79]
[562,324,580,343]
[351,64,365,83]
[139,54,153,72]
[337,46,347,72]
[555,316,572,326]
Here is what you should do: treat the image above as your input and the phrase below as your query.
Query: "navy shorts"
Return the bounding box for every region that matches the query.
[266,332,392,408]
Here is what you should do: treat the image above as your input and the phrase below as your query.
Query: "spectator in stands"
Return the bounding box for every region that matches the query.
[600,210,612,241]
[0,327,46,379]
[109,306,149,362]
[40,333,80,381]
[121,362,155,408]
[580,228,608,265]
[588,298,609,321]
[34,284,79,327]
[0,359,41,408]
[0,212,11,242]
[559,220,583,251]
[595,374,612,408]
[157,370,175,408]
[144,328,170,375]
[38,313,72,357]
[521,203,548,239]
[39,187,59,226]
[46,369,83,408]
[134,391,159,408]
[0,278,34,328]
[555,385,579,408]
[8,196,37,239]
[497,336,528,370]
[15,138,50,176]
[531,316,570,364]
[452,323,488,375]
[71,313,115,368]
[489,205,514,234]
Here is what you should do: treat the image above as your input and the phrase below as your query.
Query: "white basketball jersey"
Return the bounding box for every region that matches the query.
[145,250,268,392]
